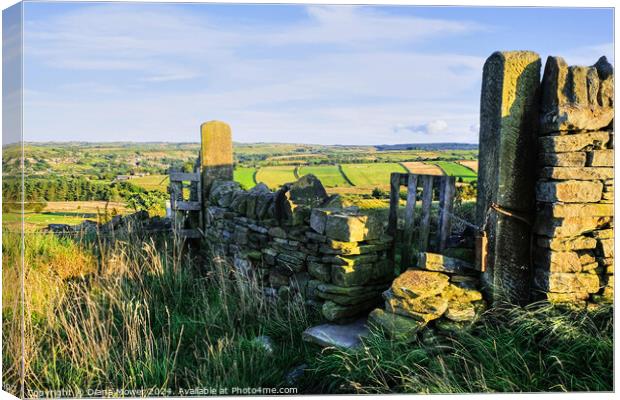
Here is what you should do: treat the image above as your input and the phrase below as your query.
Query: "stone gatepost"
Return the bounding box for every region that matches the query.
[200,120,234,197]
[476,51,541,305]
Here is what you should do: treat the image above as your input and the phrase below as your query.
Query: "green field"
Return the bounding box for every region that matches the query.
[255,166,297,189]
[234,167,257,189]
[433,161,478,182]
[340,163,407,187]
[298,165,351,187]
[128,175,169,191]
[3,201,129,230]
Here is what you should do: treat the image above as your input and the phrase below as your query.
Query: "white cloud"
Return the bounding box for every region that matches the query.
[395,119,449,135]
[263,6,485,47]
[22,4,489,144]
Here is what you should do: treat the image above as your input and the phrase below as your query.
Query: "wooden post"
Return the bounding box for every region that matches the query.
[401,174,419,268]
[417,175,434,253]
[436,176,456,252]
[388,172,401,268]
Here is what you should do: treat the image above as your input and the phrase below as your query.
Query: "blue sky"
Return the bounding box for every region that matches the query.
[19,2,614,144]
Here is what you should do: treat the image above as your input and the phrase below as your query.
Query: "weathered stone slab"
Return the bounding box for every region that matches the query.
[308,262,331,282]
[534,216,611,237]
[322,298,379,322]
[317,288,381,306]
[581,262,599,273]
[539,151,586,167]
[598,238,614,258]
[327,253,378,267]
[444,301,478,322]
[539,56,615,133]
[310,208,333,234]
[320,240,389,256]
[384,289,447,322]
[324,213,382,242]
[230,191,248,214]
[208,180,241,207]
[546,292,590,304]
[442,283,484,303]
[390,269,450,299]
[538,131,610,153]
[331,260,392,287]
[534,271,600,293]
[318,282,389,296]
[306,279,321,299]
[534,249,582,273]
[449,275,480,290]
[418,252,475,274]
[475,51,541,305]
[578,252,596,265]
[601,275,614,302]
[275,175,329,225]
[539,167,613,181]
[368,308,423,341]
[592,229,614,239]
[587,150,614,167]
[536,180,602,203]
[302,319,369,349]
[537,236,597,251]
[540,203,613,218]
[306,231,327,243]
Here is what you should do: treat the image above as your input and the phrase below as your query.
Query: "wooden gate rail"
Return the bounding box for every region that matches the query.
[169,169,203,239]
[388,173,456,269]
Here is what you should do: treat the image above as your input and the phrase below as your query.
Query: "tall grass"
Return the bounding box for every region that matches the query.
[2,228,613,395]
[2,229,317,396]
[302,302,613,393]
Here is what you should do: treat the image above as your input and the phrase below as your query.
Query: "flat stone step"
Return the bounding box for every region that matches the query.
[302,318,368,349]
[418,252,476,274]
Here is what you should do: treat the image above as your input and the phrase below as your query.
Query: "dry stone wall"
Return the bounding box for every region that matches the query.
[532,56,614,308]
[204,174,394,323]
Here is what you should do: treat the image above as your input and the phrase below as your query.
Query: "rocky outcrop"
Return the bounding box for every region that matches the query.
[369,254,485,340]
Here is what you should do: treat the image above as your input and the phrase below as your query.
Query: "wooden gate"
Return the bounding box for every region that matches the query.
[168,170,203,239]
[388,173,456,269]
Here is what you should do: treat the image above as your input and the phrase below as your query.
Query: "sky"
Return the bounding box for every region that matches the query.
[12,2,615,144]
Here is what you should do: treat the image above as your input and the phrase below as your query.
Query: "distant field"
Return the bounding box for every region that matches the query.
[458,160,479,172]
[298,165,351,187]
[434,161,478,182]
[3,201,129,230]
[255,166,297,189]
[340,163,407,187]
[401,162,444,175]
[234,167,257,189]
[348,198,391,210]
[128,175,169,191]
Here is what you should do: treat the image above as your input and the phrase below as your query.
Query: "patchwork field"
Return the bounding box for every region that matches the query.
[458,160,479,172]
[433,161,478,182]
[3,201,129,230]
[128,175,169,191]
[401,161,444,175]
[340,163,407,187]
[234,167,257,189]
[255,166,297,189]
[298,165,351,187]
